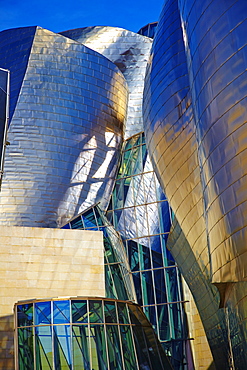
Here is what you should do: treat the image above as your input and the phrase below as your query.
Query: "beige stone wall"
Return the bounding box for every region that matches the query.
[0,226,105,369]
[182,279,216,370]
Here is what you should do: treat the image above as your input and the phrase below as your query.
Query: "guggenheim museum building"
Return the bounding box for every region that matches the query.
[0,0,247,369]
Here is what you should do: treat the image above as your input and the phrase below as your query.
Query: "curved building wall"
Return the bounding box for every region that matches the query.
[143,0,247,368]
[179,0,247,284]
[0,26,128,228]
[60,26,152,139]
[15,297,173,370]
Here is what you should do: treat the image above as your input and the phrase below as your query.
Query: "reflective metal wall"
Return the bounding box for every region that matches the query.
[15,297,173,370]
[60,27,152,139]
[0,68,9,188]
[0,26,128,228]
[143,0,247,368]
[179,0,247,284]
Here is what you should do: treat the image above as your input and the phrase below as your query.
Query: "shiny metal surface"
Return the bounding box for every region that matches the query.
[179,0,247,284]
[0,68,9,188]
[0,26,128,228]
[60,26,152,139]
[143,0,247,367]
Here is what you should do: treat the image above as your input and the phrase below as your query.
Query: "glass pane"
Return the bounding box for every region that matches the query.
[119,325,138,370]
[151,249,163,269]
[89,300,103,323]
[139,243,151,271]
[17,304,33,327]
[89,325,108,370]
[82,209,98,229]
[158,304,170,340]
[132,272,143,305]
[117,302,129,325]
[54,325,72,369]
[153,268,167,304]
[72,300,88,323]
[127,240,139,272]
[104,301,117,323]
[109,263,129,301]
[18,327,34,370]
[35,326,53,370]
[70,216,83,229]
[106,325,123,370]
[72,325,90,370]
[94,207,104,226]
[53,301,70,324]
[105,264,117,299]
[141,270,155,305]
[131,325,151,369]
[35,301,51,325]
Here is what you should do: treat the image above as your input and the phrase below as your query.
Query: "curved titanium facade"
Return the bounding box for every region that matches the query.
[0,26,128,228]
[15,297,173,370]
[143,0,247,367]
[179,0,247,284]
[60,27,152,138]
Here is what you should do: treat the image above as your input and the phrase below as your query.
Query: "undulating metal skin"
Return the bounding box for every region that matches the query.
[179,0,247,284]
[60,26,152,139]
[0,26,128,228]
[143,0,247,367]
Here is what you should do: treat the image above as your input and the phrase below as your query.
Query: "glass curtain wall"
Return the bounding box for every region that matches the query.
[15,298,172,370]
[62,205,136,303]
[106,132,190,369]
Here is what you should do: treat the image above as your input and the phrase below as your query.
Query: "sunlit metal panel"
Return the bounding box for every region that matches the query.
[60,26,152,139]
[0,26,128,227]
[0,68,9,189]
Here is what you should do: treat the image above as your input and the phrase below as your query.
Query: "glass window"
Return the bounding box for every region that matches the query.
[35,326,53,370]
[72,300,88,323]
[35,301,51,325]
[89,300,103,323]
[72,325,90,370]
[89,325,108,370]
[53,300,70,324]
[18,327,34,370]
[54,325,72,369]
[17,304,33,327]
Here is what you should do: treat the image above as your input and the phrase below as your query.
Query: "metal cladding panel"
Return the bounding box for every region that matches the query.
[60,26,152,139]
[0,68,9,182]
[143,0,247,367]
[0,27,128,228]
[0,27,36,121]
[143,1,208,276]
[179,0,247,283]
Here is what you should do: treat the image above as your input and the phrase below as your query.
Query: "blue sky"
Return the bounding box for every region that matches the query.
[0,0,164,34]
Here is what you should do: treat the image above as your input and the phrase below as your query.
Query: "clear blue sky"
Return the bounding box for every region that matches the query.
[0,0,164,34]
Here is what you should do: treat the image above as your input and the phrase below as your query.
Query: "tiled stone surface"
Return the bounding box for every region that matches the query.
[0,225,104,369]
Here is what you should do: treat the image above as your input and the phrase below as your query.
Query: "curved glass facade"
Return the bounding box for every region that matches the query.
[15,297,172,370]
[106,132,191,368]
[62,204,136,303]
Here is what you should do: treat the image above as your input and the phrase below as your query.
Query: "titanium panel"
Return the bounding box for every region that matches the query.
[179,0,247,284]
[0,68,9,188]
[60,26,152,139]
[0,26,128,228]
[143,0,247,367]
